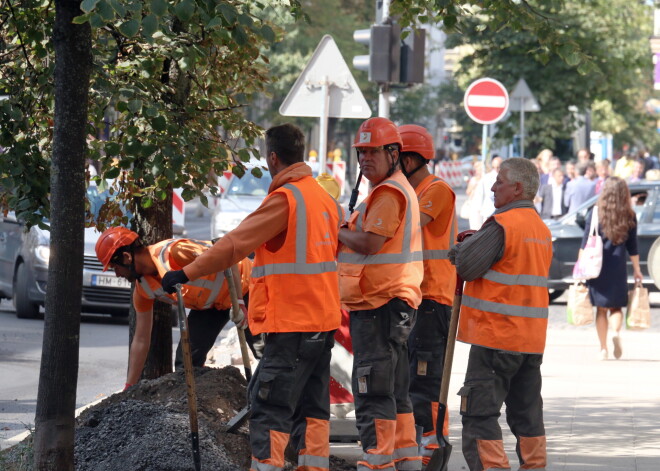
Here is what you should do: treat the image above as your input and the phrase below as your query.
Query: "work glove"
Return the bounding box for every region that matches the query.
[162,269,189,294]
[231,299,249,330]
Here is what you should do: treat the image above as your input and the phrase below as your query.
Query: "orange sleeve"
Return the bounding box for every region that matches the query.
[168,240,209,270]
[183,193,289,281]
[419,182,455,233]
[361,186,405,238]
[133,284,154,313]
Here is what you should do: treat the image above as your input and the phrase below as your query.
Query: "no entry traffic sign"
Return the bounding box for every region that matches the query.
[464,78,509,125]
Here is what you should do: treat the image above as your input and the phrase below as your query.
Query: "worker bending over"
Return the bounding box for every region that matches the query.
[399,124,457,466]
[161,123,343,471]
[95,228,254,389]
[450,158,552,471]
[338,117,423,471]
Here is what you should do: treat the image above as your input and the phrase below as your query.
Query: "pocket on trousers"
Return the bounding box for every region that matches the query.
[388,302,415,344]
[354,357,393,396]
[413,350,444,378]
[457,380,498,417]
[256,368,296,407]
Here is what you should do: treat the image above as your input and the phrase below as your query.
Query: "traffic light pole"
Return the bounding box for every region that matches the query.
[318,76,330,172]
[379,84,391,118]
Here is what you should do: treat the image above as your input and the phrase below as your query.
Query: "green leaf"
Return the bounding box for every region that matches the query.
[150,0,168,16]
[218,3,237,24]
[232,165,245,178]
[72,13,91,24]
[175,0,195,22]
[109,0,126,16]
[80,0,100,14]
[97,0,115,22]
[250,167,262,178]
[105,142,121,155]
[206,16,223,30]
[127,99,143,113]
[119,19,140,38]
[142,14,159,38]
[152,116,166,131]
[89,13,105,28]
[232,26,248,46]
[238,148,250,162]
[142,197,154,209]
[259,24,275,43]
[106,167,120,179]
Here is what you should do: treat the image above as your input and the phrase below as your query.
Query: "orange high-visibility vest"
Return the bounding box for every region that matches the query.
[248,176,343,335]
[457,208,552,354]
[137,239,250,311]
[417,175,457,305]
[338,171,423,311]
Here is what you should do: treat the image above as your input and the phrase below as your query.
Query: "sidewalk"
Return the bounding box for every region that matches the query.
[332,308,660,470]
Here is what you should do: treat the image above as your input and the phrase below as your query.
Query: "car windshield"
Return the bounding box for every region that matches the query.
[87,185,131,219]
[227,172,272,197]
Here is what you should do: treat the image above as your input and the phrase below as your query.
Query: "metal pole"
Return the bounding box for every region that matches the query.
[378,83,390,118]
[318,77,330,172]
[482,124,489,169]
[520,97,525,159]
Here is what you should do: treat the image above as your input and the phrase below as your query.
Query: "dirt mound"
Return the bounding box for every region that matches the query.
[74,366,355,470]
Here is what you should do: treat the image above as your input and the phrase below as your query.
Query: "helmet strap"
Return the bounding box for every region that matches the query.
[402,156,427,178]
[386,147,400,178]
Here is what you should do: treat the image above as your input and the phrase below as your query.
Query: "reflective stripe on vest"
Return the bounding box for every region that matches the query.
[462,295,548,319]
[156,239,225,309]
[483,269,548,287]
[251,183,338,278]
[137,278,176,305]
[337,180,423,265]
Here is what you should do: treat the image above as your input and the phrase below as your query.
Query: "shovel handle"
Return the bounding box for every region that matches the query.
[224,268,252,382]
[175,284,201,470]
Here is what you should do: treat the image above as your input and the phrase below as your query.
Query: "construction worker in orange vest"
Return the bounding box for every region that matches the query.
[95,228,257,389]
[398,124,458,466]
[338,117,424,471]
[449,158,552,471]
[161,123,343,471]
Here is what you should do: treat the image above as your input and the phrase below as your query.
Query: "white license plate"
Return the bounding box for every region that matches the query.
[91,275,131,289]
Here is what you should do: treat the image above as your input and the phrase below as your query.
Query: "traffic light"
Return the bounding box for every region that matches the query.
[399,28,426,84]
[353,24,401,83]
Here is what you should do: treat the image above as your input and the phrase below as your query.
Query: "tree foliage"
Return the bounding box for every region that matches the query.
[0,0,299,229]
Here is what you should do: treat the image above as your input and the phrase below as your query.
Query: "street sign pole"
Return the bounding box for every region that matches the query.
[520,97,525,159]
[319,77,330,171]
[482,124,489,168]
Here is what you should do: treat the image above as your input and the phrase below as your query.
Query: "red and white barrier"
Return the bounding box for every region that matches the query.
[433,161,464,188]
[172,188,185,228]
[330,309,355,418]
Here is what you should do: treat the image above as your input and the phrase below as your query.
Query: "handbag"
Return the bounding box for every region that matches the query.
[566,281,594,326]
[626,282,651,330]
[572,206,603,280]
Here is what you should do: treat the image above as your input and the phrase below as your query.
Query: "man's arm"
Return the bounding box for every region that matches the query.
[339,228,387,254]
[450,218,504,281]
[126,308,153,387]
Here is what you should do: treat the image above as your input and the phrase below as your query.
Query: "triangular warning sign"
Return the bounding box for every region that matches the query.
[279,35,371,119]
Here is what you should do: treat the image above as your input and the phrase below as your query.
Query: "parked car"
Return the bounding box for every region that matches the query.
[545,181,660,301]
[211,169,272,239]
[0,185,132,318]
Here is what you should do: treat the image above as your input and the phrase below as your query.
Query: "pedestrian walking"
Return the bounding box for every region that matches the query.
[162,123,344,471]
[398,124,458,467]
[471,156,502,227]
[582,177,643,360]
[538,167,567,219]
[594,159,610,194]
[461,160,484,230]
[338,117,423,470]
[94,229,255,389]
[563,161,596,213]
[449,157,552,471]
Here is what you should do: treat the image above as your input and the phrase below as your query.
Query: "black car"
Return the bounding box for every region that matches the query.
[545,181,660,302]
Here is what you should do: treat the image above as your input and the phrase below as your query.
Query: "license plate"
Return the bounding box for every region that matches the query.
[91,275,131,289]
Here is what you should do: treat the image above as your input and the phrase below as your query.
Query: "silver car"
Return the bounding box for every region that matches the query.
[0,186,132,318]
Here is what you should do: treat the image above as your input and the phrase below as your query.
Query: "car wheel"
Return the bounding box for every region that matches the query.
[548,289,565,303]
[14,263,40,319]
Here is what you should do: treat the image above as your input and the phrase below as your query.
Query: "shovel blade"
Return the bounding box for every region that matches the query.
[224,405,251,433]
[425,442,452,471]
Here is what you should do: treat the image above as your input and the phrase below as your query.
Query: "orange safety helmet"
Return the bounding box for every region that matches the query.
[95,227,139,271]
[353,117,403,149]
[399,124,435,161]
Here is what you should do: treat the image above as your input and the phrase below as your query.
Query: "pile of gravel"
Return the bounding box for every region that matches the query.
[75,399,241,471]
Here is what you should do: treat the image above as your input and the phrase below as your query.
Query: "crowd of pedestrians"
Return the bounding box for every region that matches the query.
[458,146,660,226]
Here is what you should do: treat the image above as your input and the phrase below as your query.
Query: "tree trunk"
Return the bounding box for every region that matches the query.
[130,191,174,380]
[33,1,91,469]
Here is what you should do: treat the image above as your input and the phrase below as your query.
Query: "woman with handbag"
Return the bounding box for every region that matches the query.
[581,177,643,360]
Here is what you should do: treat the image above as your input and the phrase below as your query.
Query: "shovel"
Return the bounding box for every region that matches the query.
[426,229,474,471]
[175,284,202,471]
[223,268,253,433]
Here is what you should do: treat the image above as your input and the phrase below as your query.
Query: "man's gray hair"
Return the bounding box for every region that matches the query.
[500,158,540,200]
